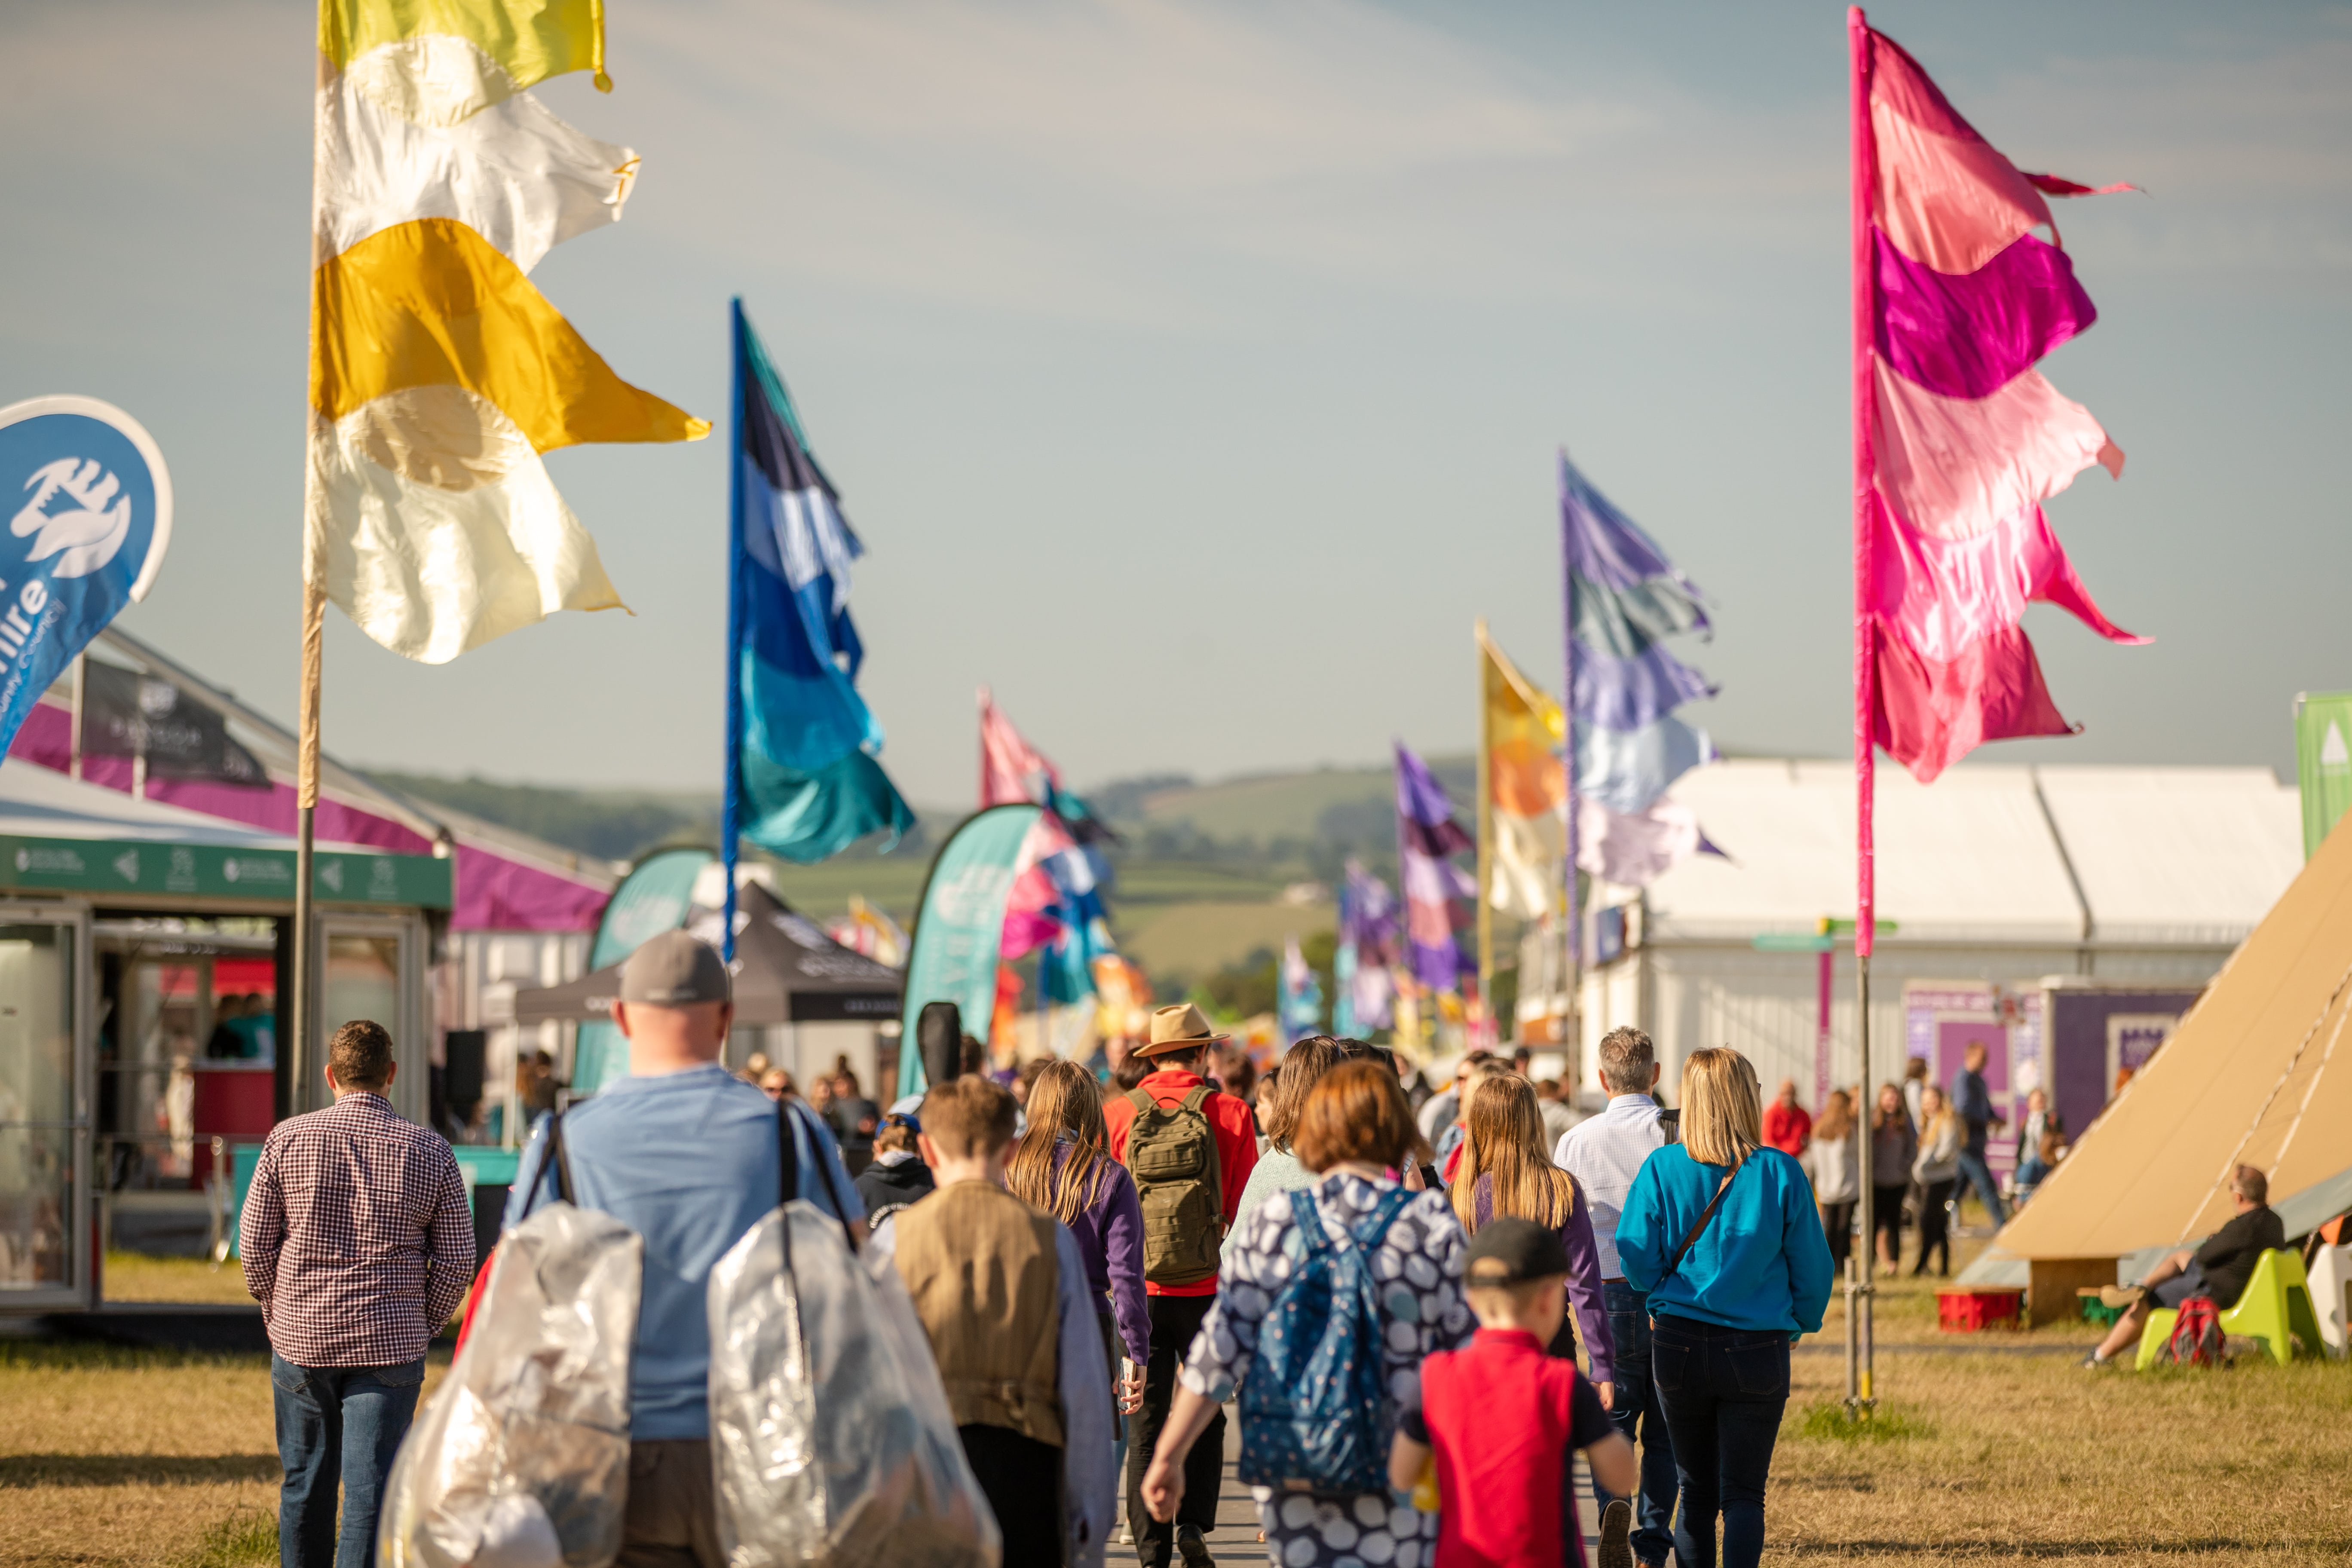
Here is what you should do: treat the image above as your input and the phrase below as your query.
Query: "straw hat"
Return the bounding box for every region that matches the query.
[1136,1002,1231,1057]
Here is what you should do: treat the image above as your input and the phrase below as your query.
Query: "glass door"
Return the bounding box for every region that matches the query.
[310,915,428,1126]
[0,904,92,1308]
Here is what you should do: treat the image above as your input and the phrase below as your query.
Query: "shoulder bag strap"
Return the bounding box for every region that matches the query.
[1125,1087,1156,1115]
[523,1107,570,1216]
[1292,1188,1329,1258]
[1657,1159,1743,1286]
[781,1099,862,1252]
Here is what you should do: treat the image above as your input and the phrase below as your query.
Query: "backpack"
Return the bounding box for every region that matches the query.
[2162,1296,2226,1368]
[707,1102,998,1567]
[1237,1185,1413,1495]
[1124,1086,1225,1286]
[380,1110,643,1568]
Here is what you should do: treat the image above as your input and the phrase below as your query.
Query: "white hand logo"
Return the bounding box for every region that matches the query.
[13,457,132,579]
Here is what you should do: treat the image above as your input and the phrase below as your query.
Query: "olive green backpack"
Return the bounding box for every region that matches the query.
[1123,1086,1225,1287]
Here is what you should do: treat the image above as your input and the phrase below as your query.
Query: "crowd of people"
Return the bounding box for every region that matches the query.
[248,927,2267,1568]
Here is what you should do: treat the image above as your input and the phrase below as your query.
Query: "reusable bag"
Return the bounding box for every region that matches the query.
[706,1105,998,1568]
[380,1117,643,1568]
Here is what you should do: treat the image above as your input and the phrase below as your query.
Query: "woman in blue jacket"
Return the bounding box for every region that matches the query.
[1618,1048,1833,1568]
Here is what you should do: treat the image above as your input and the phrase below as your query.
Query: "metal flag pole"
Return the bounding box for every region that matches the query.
[1847,4,1880,1421]
[1474,620,1495,1041]
[722,300,748,968]
[1560,453,1583,1069]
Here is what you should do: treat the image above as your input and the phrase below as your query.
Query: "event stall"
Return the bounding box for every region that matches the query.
[3,627,619,1148]
[0,761,452,1313]
[512,880,903,1100]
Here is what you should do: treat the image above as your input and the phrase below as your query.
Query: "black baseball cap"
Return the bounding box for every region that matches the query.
[1464,1216,1571,1285]
[619,931,732,1006]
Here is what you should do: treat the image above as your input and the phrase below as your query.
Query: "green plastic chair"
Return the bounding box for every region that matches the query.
[2134,1249,2324,1369]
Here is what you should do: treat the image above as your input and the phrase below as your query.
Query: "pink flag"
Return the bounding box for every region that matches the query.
[1857,18,2143,784]
[979,686,1059,809]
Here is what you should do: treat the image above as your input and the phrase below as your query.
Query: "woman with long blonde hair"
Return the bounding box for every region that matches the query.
[1909,1084,1963,1278]
[1616,1049,1833,1568]
[1004,1060,1149,1416]
[1450,1072,1616,1394]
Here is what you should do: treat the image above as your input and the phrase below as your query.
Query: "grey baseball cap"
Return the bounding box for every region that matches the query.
[619,930,732,1006]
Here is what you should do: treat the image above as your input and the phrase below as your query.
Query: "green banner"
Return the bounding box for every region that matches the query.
[0,833,452,907]
[2296,692,2352,861]
[899,804,1041,1096]
[573,846,716,1094]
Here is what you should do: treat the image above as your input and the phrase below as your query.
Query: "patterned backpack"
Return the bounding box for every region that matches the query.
[1237,1185,1413,1495]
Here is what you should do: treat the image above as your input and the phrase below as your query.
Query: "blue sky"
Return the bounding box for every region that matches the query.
[5,0,2347,805]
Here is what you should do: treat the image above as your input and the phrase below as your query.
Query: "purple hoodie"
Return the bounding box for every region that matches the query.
[1472,1171,1617,1386]
[1050,1138,1149,1369]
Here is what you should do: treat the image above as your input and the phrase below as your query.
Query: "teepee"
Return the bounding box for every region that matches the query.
[1981,805,2352,1311]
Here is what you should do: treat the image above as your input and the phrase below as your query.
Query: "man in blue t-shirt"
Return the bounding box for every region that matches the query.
[506,931,861,1567]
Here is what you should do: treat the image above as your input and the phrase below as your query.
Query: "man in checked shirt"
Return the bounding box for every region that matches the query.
[240,1019,473,1568]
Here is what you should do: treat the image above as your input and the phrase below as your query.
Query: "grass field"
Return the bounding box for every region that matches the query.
[23,1207,2332,1566]
[101,1254,257,1307]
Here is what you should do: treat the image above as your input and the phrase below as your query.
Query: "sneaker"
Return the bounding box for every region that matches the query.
[2097,1284,2143,1310]
[2078,1350,2110,1369]
[1176,1525,1213,1567]
[1597,1498,1635,1568]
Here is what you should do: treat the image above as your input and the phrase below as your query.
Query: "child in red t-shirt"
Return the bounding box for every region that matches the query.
[1391,1218,1638,1568]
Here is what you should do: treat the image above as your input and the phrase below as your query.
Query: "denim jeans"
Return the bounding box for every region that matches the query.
[1955,1148,2010,1225]
[1648,1315,1789,1568]
[271,1351,426,1568]
[1592,1282,1678,1567]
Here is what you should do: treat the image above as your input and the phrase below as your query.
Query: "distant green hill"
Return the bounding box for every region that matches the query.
[374,757,1489,991]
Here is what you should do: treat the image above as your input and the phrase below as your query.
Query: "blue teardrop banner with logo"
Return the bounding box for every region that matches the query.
[0,396,173,759]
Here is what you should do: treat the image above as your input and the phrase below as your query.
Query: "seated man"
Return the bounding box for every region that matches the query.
[2083,1164,2284,1367]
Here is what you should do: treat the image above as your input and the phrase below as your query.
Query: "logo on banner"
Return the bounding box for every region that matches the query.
[0,396,172,761]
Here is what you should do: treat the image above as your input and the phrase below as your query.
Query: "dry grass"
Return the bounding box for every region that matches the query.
[0,1342,451,1568]
[1771,1351,2352,1563]
[101,1253,258,1307]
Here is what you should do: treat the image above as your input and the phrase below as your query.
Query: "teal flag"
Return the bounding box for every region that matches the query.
[2297,693,2352,861]
[898,805,1041,1096]
[572,847,716,1094]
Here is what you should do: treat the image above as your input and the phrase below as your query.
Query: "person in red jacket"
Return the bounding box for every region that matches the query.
[1103,1003,1260,1568]
[1762,1078,1813,1159]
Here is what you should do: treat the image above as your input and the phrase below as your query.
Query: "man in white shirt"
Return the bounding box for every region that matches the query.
[1553,1026,1678,1568]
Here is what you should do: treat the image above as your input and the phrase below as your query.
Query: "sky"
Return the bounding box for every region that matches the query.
[5,0,2348,807]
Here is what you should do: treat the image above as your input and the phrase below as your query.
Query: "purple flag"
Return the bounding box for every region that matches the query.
[1395,742,1473,992]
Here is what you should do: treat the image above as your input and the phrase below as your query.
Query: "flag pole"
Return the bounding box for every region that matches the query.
[1474,620,1495,1041]
[1560,453,1582,1075]
[1847,3,1880,1421]
[291,576,323,1117]
[722,299,747,967]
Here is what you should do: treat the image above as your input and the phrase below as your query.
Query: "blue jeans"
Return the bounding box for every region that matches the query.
[271,1352,426,1568]
[1649,1315,1789,1568]
[1956,1147,2009,1224]
[1592,1282,1679,1567]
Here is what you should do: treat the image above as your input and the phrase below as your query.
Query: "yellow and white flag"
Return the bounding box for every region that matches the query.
[1482,629,1569,919]
[1481,628,1709,908]
[307,0,706,664]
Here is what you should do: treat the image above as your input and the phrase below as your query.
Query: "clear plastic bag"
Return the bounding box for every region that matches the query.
[380,1203,644,1568]
[707,1199,1000,1568]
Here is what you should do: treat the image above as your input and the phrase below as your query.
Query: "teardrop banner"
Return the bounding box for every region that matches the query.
[897,803,1043,1096]
[0,396,173,756]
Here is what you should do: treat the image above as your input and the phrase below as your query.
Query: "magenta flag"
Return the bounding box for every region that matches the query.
[1853,16,2145,790]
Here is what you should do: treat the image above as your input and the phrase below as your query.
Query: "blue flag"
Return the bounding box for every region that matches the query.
[0,397,172,758]
[726,303,913,867]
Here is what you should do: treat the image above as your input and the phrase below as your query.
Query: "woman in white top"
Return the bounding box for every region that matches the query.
[1805,1088,1860,1275]
[1910,1086,1964,1277]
